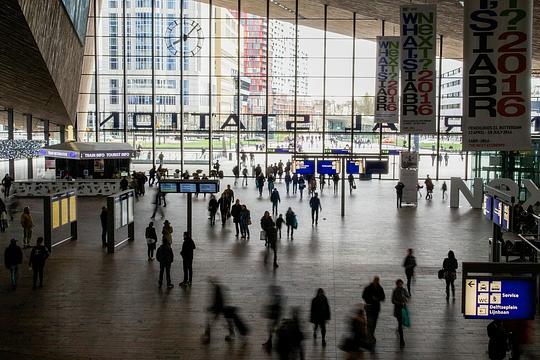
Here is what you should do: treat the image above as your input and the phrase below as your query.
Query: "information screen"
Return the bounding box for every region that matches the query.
[501,204,511,232]
[483,194,493,220]
[159,182,178,193]
[317,160,340,175]
[346,160,363,174]
[464,278,536,320]
[294,160,315,175]
[492,198,502,226]
[199,182,219,193]
[364,160,389,174]
[127,195,134,224]
[179,183,197,193]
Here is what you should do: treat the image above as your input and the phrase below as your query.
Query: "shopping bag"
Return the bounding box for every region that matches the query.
[438,269,445,279]
[259,230,266,240]
[402,306,411,327]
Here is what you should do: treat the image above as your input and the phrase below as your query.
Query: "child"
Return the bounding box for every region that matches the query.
[276,214,284,238]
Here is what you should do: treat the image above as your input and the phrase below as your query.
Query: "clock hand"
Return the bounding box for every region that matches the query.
[173,39,182,45]
[187,26,197,36]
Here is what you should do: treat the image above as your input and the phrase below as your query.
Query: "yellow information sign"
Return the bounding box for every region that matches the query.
[61,198,69,225]
[70,195,77,222]
[52,200,60,229]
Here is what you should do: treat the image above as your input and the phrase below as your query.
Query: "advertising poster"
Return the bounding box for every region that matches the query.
[70,195,77,222]
[52,200,60,229]
[400,168,419,204]
[375,36,400,123]
[400,4,437,133]
[463,0,532,150]
[61,198,69,225]
[400,151,419,169]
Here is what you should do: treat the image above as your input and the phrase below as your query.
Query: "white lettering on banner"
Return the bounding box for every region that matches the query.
[463,0,532,151]
[375,36,400,124]
[80,152,132,159]
[400,4,437,134]
[450,178,540,208]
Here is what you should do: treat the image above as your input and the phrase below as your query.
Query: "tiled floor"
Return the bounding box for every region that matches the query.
[0,179,538,359]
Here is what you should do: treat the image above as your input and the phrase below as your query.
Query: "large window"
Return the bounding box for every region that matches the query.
[78,0,473,179]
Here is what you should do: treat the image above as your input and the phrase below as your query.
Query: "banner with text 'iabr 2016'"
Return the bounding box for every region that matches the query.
[463,0,532,151]
[400,4,437,134]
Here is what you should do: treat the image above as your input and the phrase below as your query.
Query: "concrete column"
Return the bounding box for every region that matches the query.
[44,120,50,146]
[7,108,14,178]
[27,114,33,179]
[59,125,65,143]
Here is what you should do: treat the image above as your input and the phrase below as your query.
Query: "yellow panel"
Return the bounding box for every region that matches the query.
[52,200,60,229]
[70,196,77,222]
[61,198,68,225]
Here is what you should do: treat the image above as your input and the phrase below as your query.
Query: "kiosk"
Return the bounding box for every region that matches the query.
[106,190,135,253]
[43,191,78,252]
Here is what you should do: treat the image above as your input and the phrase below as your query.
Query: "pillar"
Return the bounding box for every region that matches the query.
[27,114,33,179]
[7,108,14,178]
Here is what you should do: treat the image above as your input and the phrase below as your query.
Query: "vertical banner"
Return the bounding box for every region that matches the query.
[375,36,400,123]
[400,4,437,133]
[463,0,532,151]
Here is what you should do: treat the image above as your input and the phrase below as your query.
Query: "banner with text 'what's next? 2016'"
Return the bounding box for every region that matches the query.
[400,5,437,134]
[463,0,532,151]
[375,36,400,124]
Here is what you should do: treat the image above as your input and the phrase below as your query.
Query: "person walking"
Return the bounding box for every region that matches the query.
[149,165,156,186]
[162,220,173,245]
[208,194,219,226]
[267,175,275,197]
[256,174,266,197]
[362,276,385,344]
[309,193,322,226]
[156,239,174,289]
[292,173,298,195]
[284,172,292,195]
[242,167,249,186]
[158,152,164,166]
[444,152,449,166]
[395,181,405,208]
[310,288,331,347]
[151,190,165,220]
[275,214,284,239]
[443,250,458,300]
[120,176,129,191]
[264,225,278,268]
[2,174,12,198]
[239,205,251,239]
[319,174,326,194]
[4,239,22,290]
[391,279,410,348]
[270,188,281,216]
[218,193,230,227]
[403,248,417,295]
[348,174,356,194]
[20,206,34,248]
[285,207,297,240]
[260,211,275,247]
[442,181,448,200]
[332,174,339,194]
[233,165,240,186]
[179,232,196,286]
[0,198,8,232]
[29,237,49,290]
[424,175,434,200]
[145,222,158,260]
[100,207,108,247]
[276,308,305,360]
[262,285,283,352]
[231,199,242,237]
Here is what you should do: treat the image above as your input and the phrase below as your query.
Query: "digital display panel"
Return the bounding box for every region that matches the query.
[179,183,197,193]
[484,195,493,220]
[294,160,315,175]
[199,182,219,193]
[364,160,389,174]
[346,160,363,174]
[159,182,178,193]
[127,195,134,224]
[492,198,502,226]
[114,198,121,229]
[464,278,536,320]
[317,160,340,175]
[501,204,511,232]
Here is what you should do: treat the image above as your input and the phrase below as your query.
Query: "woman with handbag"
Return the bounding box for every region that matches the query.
[391,279,410,348]
[285,207,297,240]
[443,250,458,300]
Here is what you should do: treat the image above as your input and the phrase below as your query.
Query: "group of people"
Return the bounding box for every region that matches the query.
[395,175,448,208]
[4,236,49,291]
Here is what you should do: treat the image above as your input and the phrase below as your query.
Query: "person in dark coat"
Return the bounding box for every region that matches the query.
[443,250,458,300]
[309,193,322,226]
[120,177,129,191]
[270,188,281,216]
[277,308,305,360]
[231,199,242,237]
[402,248,417,294]
[179,232,196,286]
[145,222,158,260]
[2,174,13,198]
[203,278,235,343]
[156,239,174,289]
[100,207,108,247]
[395,181,405,208]
[362,276,385,343]
[217,192,230,227]
[208,195,219,226]
[260,211,274,246]
[4,239,23,290]
[285,207,296,240]
[262,285,283,351]
[264,225,278,268]
[487,319,508,360]
[391,279,410,347]
[310,288,331,347]
[29,237,49,290]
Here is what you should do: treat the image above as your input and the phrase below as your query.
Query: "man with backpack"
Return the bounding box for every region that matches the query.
[29,237,49,290]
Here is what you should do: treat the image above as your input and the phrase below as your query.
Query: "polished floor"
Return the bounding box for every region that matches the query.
[0,179,538,359]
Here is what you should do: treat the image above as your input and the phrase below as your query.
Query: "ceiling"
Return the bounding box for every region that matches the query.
[211,0,540,68]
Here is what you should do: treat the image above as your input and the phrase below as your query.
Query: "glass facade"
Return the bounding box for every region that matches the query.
[76,0,539,180]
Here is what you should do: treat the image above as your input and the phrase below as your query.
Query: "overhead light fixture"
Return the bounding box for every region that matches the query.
[269,0,305,19]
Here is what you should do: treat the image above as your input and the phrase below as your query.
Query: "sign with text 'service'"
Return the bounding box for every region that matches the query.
[375,36,400,124]
[464,278,536,320]
[400,4,437,134]
[463,0,532,151]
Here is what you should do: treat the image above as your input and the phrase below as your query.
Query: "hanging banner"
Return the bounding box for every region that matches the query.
[463,0,532,151]
[375,36,400,123]
[400,4,437,134]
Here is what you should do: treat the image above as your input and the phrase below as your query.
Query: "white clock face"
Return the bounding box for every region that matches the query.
[165,19,204,56]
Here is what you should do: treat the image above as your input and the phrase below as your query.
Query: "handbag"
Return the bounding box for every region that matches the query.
[401,306,411,327]
[438,269,445,279]
[259,230,266,240]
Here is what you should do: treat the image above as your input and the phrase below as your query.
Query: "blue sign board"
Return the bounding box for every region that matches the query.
[346,160,362,174]
[464,278,536,320]
[492,198,502,226]
[484,195,493,220]
[294,160,315,175]
[317,160,340,175]
[501,204,511,232]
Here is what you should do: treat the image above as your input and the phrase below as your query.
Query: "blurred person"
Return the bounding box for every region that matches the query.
[392,279,410,347]
[276,308,305,360]
[310,288,330,347]
[4,239,22,290]
[262,285,284,352]
[362,276,385,344]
